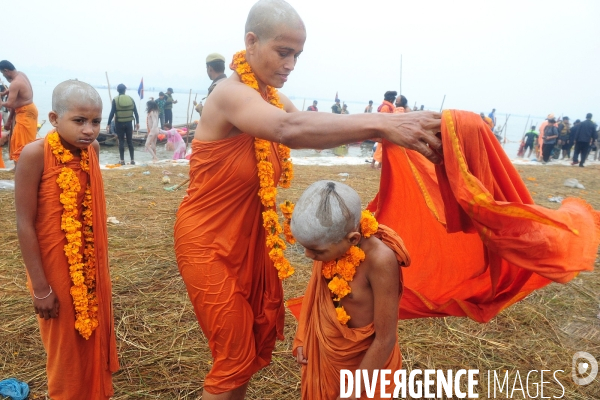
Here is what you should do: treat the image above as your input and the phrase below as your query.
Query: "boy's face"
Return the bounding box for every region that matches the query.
[49,101,102,150]
[301,231,361,262]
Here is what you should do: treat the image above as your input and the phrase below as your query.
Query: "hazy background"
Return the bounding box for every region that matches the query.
[3,0,599,126]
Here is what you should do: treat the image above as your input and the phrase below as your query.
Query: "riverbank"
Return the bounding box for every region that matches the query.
[0,163,598,399]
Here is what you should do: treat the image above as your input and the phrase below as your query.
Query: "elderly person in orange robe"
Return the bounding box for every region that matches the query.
[173,1,443,398]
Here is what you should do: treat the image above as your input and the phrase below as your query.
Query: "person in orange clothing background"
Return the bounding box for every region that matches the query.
[15,80,118,399]
[0,60,38,166]
[173,0,442,398]
[291,181,410,400]
[371,91,397,168]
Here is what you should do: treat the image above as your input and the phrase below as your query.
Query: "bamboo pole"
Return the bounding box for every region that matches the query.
[105,72,112,102]
[185,89,192,149]
[439,95,446,112]
[301,98,306,111]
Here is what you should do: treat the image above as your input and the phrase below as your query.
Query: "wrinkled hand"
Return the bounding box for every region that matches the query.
[296,346,308,365]
[33,289,59,320]
[385,111,443,164]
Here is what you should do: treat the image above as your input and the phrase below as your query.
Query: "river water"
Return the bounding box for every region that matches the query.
[1,78,528,166]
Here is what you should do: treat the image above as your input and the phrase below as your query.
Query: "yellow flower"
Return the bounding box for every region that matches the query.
[279,201,295,218]
[328,276,351,299]
[258,187,277,208]
[50,133,98,340]
[233,49,295,280]
[360,210,379,238]
[346,246,366,265]
[336,306,351,325]
[322,261,336,279]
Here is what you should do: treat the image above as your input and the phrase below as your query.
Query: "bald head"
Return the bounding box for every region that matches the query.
[291,181,362,246]
[52,80,102,116]
[245,0,305,40]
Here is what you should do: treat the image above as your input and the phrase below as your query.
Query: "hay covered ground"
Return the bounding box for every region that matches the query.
[1,162,599,399]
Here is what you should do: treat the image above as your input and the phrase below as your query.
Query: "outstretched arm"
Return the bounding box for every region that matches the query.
[213,82,442,163]
[15,142,60,320]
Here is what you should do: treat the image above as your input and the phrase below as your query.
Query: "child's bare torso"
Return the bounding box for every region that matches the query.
[339,236,397,328]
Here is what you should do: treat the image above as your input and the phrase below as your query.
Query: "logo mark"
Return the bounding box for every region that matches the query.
[572,352,598,386]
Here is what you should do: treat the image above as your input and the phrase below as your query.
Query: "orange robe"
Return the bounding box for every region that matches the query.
[10,103,38,162]
[292,225,410,400]
[28,134,119,399]
[368,110,599,321]
[174,134,285,394]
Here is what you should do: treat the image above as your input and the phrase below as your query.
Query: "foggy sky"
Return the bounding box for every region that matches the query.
[4,0,599,118]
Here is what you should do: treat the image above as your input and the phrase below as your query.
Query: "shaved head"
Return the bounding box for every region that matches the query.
[291,181,362,246]
[245,0,305,40]
[52,80,102,116]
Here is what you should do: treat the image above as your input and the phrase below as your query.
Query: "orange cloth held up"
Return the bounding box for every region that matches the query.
[291,225,410,400]
[174,134,285,394]
[0,113,5,168]
[28,134,119,399]
[366,109,599,322]
[10,103,38,162]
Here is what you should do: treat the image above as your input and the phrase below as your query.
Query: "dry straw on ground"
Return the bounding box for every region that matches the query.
[1,162,599,399]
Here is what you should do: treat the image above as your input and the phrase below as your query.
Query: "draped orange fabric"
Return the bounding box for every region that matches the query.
[27,134,118,399]
[367,109,599,321]
[291,225,410,400]
[174,135,285,394]
[10,103,38,161]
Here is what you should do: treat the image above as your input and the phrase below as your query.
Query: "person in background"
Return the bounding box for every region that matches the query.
[537,113,556,159]
[419,105,425,111]
[488,108,497,129]
[156,92,167,129]
[106,83,139,165]
[331,98,342,114]
[522,125,538,158]
[0,60,38,165]
[377,91,396,113]
[341,103,349,114]
[145,100,160,162]
[572,113,597,167]
[542,117,559,163]
[164,88,178,125]
[394,95,409,113]
[480,112,494,131]
[364,100,373,113]
[557,116,571,159]
[307,100,318,111]
[194,53,228,116]
[160,123,187,160]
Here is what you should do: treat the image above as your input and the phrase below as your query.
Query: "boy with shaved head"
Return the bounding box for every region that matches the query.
[174,0,440,398]
[291,181,409,400]
[15,80,118,399]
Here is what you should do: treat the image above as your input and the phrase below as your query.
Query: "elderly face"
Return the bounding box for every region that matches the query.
[247,24,306,89]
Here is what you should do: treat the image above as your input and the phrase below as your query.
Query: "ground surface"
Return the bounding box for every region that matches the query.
[1,162,599,399]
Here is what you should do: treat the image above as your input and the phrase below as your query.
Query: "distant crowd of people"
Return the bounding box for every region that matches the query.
[518,113,598,167]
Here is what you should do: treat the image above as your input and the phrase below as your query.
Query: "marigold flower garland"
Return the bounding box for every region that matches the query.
[48,132,98,339]
[231,50,295,279]
[323,211,379,325]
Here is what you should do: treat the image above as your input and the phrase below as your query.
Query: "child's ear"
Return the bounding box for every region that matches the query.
[48,111,59,127]
[347,231,361,245]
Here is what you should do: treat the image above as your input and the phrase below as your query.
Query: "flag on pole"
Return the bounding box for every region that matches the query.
[138,78,144,99]
[335,91,339,102]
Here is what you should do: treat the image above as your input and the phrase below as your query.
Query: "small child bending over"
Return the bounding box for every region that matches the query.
[15,80,119,399]
[291,180,410,400]
[145,100,160,161]
[160,123,186,159]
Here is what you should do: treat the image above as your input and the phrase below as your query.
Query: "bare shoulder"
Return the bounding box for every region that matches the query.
[15,140,44,181]
[363,237,399,277]
[92,140,100,157]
